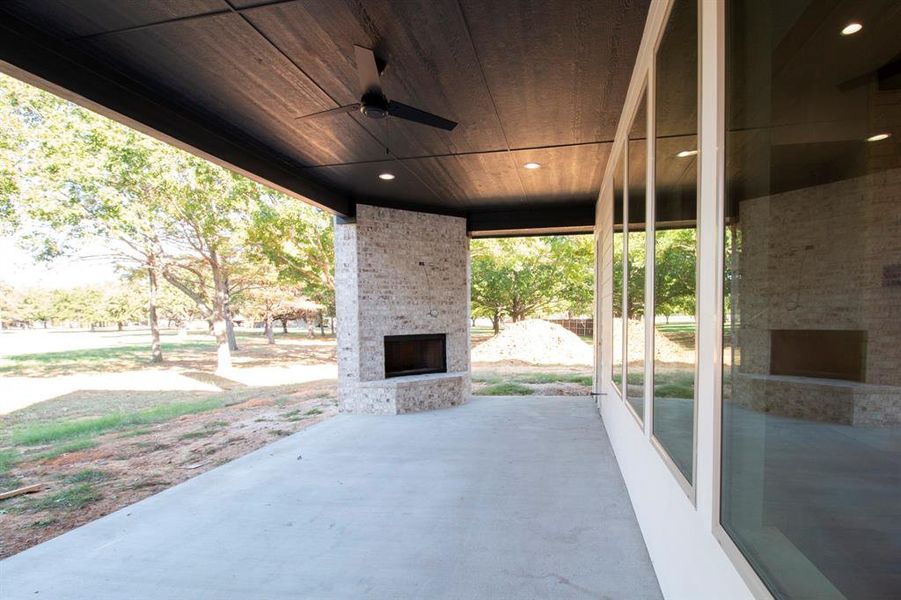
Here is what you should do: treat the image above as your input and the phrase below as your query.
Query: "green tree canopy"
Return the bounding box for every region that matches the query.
[248,199,335,316]
[470,236,594,332]
[653,229,696,321]
[0,72,336,367]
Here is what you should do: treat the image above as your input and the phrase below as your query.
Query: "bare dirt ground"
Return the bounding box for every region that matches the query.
[471,319,593,366]
[0,330,337,558]
[471,364,593,396]
[468,321,594,396]
[468,319,699,397]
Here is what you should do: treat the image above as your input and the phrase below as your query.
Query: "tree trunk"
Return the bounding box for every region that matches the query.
[492,313,500,335]
[117,321,124,331]
[318,310,325,335]
[211,261,232,373]
[225,316,238,351]
[281,318,288,334]
[265,315,275,345]
[223,275,238,352]
[148,267,163,363]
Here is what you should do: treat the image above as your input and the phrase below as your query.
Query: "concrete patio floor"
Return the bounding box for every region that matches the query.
[0,396,662,599]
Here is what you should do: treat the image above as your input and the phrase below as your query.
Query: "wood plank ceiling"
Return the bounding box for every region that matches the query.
[0,0,650,233]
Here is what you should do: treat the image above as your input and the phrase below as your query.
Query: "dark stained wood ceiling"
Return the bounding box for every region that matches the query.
[0,0,650,233]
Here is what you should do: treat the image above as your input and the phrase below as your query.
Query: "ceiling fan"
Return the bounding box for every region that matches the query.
[295,45,458,131]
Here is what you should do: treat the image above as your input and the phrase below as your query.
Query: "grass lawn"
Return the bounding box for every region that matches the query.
[655,323,696,333]
[470,326,496,335]
[474,372,592,386]
[234,331,334,341]
[0,340,214,377]
[478,382,534,396]
[29,483,102,512]
[471,369,593,396]
[615,367,695,399]
[8,398,226,446]
[651,368,695,399]
[0,330,339,559]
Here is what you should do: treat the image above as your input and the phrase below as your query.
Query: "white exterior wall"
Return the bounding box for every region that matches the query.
[594,1,769,598]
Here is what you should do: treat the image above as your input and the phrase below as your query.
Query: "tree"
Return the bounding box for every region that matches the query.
[248,199,335,317]
[0,282,22,328]
[47,286,106,329]
[156,281,199,332]
[0,73,276,371]
[653,229,696,322]
[470,237,572,329]
[237,280,317,345]
[241,286,285,344]
[470,251,510,334]
[2,72,338,371]
[1,73,173,361]
[612,229,695,323]
[155,156,271,370]
[18,289,54,328]
[103,284,145,331]
[548,235,595,317]
[613,231,647,320]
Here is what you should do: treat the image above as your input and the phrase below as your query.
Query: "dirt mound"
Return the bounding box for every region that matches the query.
[472,319,593,366]
[612,318,694,364]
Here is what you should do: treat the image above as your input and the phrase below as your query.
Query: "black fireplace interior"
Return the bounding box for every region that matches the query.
[384,334,447,378]
[769,329,866,382]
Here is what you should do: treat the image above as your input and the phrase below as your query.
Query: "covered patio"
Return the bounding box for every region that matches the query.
[0,1,661,597]
[3,0,899,597]
[1,397,661,599]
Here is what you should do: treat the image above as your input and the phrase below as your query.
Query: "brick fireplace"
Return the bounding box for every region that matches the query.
[334,204,470,414]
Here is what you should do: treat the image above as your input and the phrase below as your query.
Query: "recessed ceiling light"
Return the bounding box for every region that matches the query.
[523,162,541,170]
[676,149,698,158]
[378,172,395,180]
[866,132,891,142]
[841,22,863,35]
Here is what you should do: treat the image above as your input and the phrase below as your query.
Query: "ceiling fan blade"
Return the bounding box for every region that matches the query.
[295,104,360,121]
[387,101,457,131]
[354,45,382,95]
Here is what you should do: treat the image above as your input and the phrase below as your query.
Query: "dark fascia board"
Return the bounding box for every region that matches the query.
[340,201,598,238]
[467,203,595,237]
[353,198,466,219]
[0,14,353,216]
[469,225,593,238]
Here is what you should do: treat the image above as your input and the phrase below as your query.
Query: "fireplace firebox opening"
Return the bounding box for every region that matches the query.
[769,329,866,382]
[384,334,447,378]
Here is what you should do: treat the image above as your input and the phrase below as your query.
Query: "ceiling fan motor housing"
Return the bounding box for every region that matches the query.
[360,91,389,119]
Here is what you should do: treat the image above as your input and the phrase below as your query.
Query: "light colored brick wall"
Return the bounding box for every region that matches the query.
[732,167,901,425]
[335,204,471,413]
[335,219,361,403]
